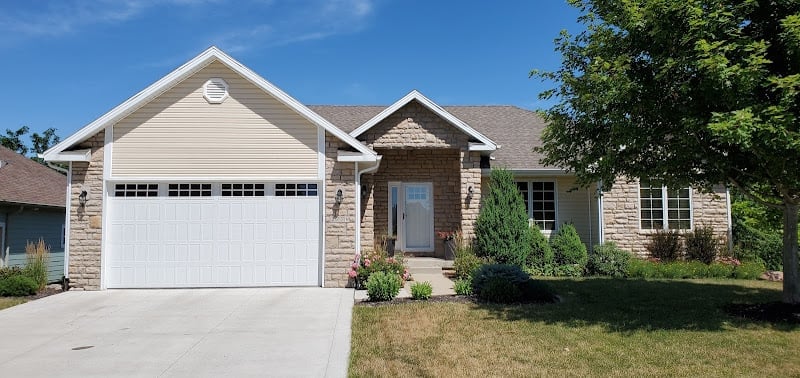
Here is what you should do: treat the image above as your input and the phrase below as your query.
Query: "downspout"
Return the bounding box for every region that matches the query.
[725,187,733,253]
[597,181,604,244]
[355,158,382,258]
[64,162,72,282]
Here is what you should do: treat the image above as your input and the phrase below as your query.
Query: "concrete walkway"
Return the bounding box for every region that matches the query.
[0,288,352,378]
[354,257,455,301]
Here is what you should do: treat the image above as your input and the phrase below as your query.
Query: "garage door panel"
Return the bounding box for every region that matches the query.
[107,189,320,288]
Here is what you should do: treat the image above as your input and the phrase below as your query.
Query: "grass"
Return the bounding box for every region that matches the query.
[0,297,27,310]
[350,278,799,377]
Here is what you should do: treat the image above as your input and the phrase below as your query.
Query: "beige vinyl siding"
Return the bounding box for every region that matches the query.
[515,176,598,248]
[112,61,319,178]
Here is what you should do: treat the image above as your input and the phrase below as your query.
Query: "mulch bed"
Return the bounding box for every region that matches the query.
[26,286,64,300]
[356,295,476,307]
[724,302,800,324]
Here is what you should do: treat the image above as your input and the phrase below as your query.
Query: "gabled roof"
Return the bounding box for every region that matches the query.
[0,146,66,208]
[309,105,550,170]
[347,90,497,151]
[43,46,377,162]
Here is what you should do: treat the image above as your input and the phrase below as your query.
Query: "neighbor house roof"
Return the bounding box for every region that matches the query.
[0,146,66,208]
[43,46,378,162]
[309,105,550,170]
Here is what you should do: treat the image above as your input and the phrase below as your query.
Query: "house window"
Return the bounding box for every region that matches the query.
[221,183,265,197]
[275,183,318,197]
[516,181,557,231]
[639,181,692,230]
[168,183,211,197]
[114,183,158,197]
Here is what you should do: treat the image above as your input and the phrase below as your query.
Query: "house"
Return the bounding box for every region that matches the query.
[42,47,731,290]
[0,146,67,283]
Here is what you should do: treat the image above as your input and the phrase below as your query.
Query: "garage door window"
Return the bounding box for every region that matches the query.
[114,183,159,197]
[168,183,212,197]
[276,183,318,197]
[222,183,266,197]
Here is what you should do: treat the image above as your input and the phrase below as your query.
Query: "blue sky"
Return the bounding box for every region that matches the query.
[0,0,583,139]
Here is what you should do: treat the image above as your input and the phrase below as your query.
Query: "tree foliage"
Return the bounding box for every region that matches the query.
[0,126,61,164]
[535,0,800,303]
[475,168,532,267]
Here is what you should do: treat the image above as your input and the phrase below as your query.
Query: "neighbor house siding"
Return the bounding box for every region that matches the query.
[602,178,730,256]
[112,61,318,178]
[3,208,65,283]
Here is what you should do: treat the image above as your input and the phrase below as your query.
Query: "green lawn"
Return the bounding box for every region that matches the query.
[350,278,799,377]
[0,297,27,311]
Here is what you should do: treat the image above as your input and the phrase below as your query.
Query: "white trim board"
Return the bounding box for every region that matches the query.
[349,90,498,152]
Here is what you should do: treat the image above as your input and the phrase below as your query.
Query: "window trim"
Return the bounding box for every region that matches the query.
[388,182,400,238]
[275,183,318,197]
[637,182,694,231]
[516,180,558,233]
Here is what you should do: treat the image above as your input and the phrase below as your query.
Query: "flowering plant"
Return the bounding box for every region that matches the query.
[436,230,456,241]
[348,250,410,289]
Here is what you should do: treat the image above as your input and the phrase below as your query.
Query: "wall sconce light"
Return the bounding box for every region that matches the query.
[467,186,474,197]
[78,190,88,207]
[335,189,343,205]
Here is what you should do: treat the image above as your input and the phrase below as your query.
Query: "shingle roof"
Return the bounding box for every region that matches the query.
[0,146,67,207]
[308,105,550,170]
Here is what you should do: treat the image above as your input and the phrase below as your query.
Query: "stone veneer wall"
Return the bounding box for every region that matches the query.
[357,100,483,256]
[602,178,730,256]
[368,149,461,258]
[324,132,357,287]
[68,131,105,290]
[360,101,469,149]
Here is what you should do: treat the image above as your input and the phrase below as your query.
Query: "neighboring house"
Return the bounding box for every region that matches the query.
[0,146,67,283]
[42,47,730,290]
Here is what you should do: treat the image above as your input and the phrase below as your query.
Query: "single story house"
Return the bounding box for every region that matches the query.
[0,145,67,283]
[43,47,730,290]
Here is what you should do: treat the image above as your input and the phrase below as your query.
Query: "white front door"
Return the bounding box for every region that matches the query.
[400,183,434,252]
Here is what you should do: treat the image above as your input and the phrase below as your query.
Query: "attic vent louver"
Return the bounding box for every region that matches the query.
[203,78,229,104]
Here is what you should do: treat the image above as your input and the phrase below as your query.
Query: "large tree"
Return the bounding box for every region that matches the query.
[535,0,800,303]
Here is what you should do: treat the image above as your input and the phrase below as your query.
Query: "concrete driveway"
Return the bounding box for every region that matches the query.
[0,288,353,377]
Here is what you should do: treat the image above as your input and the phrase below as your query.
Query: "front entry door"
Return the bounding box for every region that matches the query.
[400,183,434,252]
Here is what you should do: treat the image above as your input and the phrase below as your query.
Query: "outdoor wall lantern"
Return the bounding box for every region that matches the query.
[335,189,343,205]
[78,190,88,207]
[467,185,474,197]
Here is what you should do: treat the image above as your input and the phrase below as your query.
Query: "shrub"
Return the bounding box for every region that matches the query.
[349,250,408,289]
[527,224,554,269]
[550,224,588,268]
[587,242,631,278]
[24,238,49,291]
[627,258,655,278]
[525,263,556,277]
[0,266,25,280]
[646,230,682,262]
[410,281,433,300]
[684,226,720,264]
[554,264,583,277]
[474,169,532,267]
[454,247,483,279]
[0,275,38,297]
[733,261,766,280]
[733,219,783,271]
[707,262,735,278]
[471,264,557,303]
[453,278,473,296]
[365,271,402,301]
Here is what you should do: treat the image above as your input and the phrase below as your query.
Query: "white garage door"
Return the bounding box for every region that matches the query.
[106,183,320,288]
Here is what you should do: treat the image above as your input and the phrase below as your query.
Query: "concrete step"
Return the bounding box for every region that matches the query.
[404,257,454,269]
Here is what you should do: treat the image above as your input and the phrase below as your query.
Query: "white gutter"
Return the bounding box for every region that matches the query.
[63,162,72,281]
[725,187,733,253]
[354,157,382,258]
[597,181,604,244]
[46,161,68,174]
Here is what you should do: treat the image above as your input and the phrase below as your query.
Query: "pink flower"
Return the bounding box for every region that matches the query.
[387,257,395,264]
[351,262,359,269]
[348,269,358,278]
[364,259,372,267]
[402,272,410,280]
